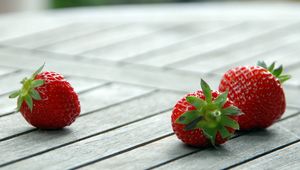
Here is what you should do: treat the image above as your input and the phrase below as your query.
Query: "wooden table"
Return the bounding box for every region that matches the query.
[0,2,300,169]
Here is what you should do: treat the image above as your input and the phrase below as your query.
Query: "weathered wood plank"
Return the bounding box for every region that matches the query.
[0,71,30,96]
[125,22,289,67]
[172,25,300,74]
[0,16,71,42]
[76,108,300,170]
[65,76,108,94]
[276,112,300,137]
[0,83,159,141]
[81,22,238,61]
[2,23,121,49]
[0,49,220,92]
[154,124,298,170]
[0,90,182,168]
[231,141,300,170]
[212,42,300,75]
[79,83,154,114]
[38,23,175,55]
[0,67,17,77]
[285,67,300,87]
[1,106,297,169]
[284,87,300,109]
[0,112,171,169]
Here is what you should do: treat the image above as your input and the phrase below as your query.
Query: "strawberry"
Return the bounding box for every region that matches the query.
[172,79,240,147]
[219,61,290,130]
[9,64,80,129]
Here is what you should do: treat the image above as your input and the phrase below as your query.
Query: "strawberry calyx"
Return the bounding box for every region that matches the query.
[175,79,241,146]
[257,61,291,84]
[9,64,45,112]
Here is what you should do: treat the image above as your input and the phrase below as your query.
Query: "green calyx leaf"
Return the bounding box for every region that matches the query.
[257,61,291,84]
[201,79,212,103]
[8,63,45,112]
[9,90,20,98]
[202,126,217,146]
[221,106,241,116]
[186,96,206,110]
[32,63,45,78]
[214,90,228,109]
[175,79,241,146]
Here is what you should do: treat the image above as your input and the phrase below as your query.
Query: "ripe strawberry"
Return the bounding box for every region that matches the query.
[9,64,80,129]
[172,79,240,147]
[219,61,290,130]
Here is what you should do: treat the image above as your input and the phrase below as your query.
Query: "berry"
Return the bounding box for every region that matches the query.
[172,79,240,147]
[9,64,80,129]
[219,61,290,130]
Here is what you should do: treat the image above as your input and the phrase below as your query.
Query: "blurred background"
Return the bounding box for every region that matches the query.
[0,0,298,13]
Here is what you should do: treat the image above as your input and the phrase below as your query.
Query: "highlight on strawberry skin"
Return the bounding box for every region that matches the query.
[9,64,81,129]
[171,79,241,147]
[219,61,290,130]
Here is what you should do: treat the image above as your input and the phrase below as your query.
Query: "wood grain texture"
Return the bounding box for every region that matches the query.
[212,41,300,76]
[2,23,121,49]
[231,142,300,170]
[284,87,300,109]
[172,23,300,74]
[154,124,298,170]
[0,91,181,167]
[81,22,238,61]
[1,111,172,169]
[0,46,220,92]
[0,67,17,77]
[0,71,30,96]
[78,108,300,170]
[0,16,70,42]
[125,22,289,67]
[0,3,300,169]
[78,83,154,114]
[39,23,173,55]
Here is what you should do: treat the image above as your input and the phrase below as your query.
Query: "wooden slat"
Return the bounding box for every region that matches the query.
[154,125,298,169]
[0,90,182,168]
[65,76,108,94]
[172,25,300,74]
[1,106,297,169]
[0,47,222,92]
[125,22,289,67]
[0,90,181,142]
[79,83,154,114]
[81,22,238,61]
[210,41,300,76]
[285,67,300,87]
[284,87,300,109]
[231,142,300,170]
[0,16,70,42]
[276,112,300,137]
[0,82,158,141]
[0,112,171,169]
[0,71,30,96]
[2,23,121,49]
[38,23,175,55]
[0,67,17,77]
[74,108,300,170]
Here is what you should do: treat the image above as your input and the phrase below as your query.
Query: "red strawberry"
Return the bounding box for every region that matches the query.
[219,61,290,130]
[172,79,240,147]
[9,64,80,129]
